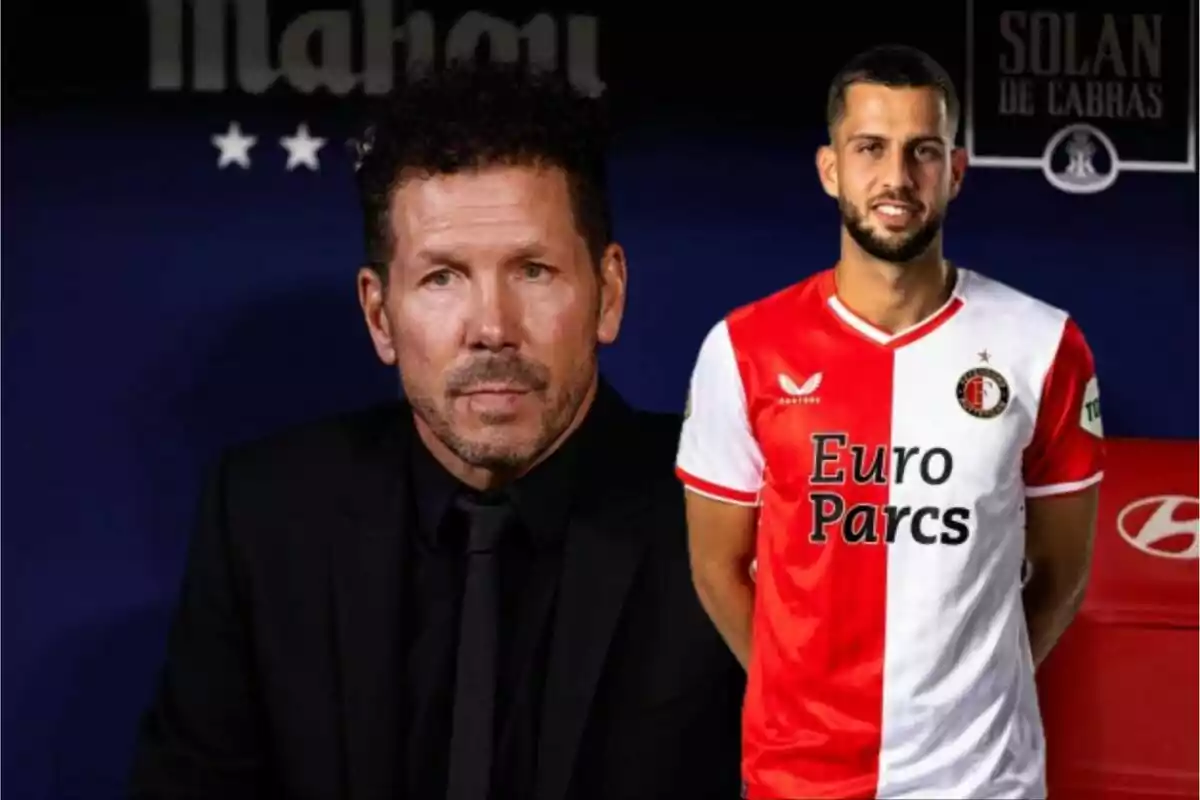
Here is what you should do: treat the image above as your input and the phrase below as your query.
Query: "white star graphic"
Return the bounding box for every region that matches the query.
[212,122,256,169]
[280,123,327,171]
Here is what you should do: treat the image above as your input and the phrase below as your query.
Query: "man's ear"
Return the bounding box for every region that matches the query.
[948,146,968,200]
[595,243,628,345]
[357,265,396,365]
[816,144,840,200]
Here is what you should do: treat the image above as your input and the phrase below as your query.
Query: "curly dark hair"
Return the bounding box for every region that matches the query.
[353,60,613,276]
[826,44,960,138]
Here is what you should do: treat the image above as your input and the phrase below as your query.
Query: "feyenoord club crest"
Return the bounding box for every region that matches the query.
[956,367,1011,419]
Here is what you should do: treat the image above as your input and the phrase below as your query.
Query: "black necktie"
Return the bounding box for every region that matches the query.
[446,494,514,800]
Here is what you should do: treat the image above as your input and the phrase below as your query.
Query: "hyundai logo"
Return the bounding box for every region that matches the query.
[1116,495,1200,560]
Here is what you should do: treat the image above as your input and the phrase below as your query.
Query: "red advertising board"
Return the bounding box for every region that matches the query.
[1040,438,1199,799]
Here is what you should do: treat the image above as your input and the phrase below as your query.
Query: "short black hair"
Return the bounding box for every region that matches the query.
[826,44,960,138]
[353,59,612,274]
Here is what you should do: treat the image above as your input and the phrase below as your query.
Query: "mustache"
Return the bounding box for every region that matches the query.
[445,354,550,395]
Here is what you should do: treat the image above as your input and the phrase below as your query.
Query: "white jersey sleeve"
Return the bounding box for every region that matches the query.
[675,319,765,506]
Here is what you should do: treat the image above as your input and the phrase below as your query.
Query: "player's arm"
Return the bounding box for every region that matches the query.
[686,494,758,670]
[1024,488,1098,668]
[676,320,765,671]
[1022,317,1105,669]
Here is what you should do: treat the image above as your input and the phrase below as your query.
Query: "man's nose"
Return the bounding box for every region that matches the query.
[466,274,520,351]
[881,148,917,191]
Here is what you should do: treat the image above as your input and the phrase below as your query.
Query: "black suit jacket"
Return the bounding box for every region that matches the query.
[130,383,745,800]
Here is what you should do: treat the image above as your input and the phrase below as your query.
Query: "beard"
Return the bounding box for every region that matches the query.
[406,348,595,473]
[840,194,943,264]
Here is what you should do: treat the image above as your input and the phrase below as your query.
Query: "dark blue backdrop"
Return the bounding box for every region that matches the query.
[4,4,1198,798]
[5,113,1196,800]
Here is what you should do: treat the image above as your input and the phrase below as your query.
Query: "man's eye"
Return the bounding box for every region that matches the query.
[423,269,455,287]
[522,263,552,280]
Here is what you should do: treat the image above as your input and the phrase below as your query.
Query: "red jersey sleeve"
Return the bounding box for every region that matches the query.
[1023,316,1106,497]
[675,319,765,506]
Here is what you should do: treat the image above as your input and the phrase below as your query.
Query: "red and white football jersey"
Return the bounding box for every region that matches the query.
[676,267,1105,799]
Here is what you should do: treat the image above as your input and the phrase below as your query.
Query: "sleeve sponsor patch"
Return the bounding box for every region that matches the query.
[1079,375,1103,438]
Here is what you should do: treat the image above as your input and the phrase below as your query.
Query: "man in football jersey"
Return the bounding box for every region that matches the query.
[676,44,1104,799]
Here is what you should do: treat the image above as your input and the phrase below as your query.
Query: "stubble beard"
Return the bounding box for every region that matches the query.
[839,195,943,265]
[407,349,597,473]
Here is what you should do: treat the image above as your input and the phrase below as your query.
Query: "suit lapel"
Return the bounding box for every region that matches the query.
[535,388,655,800]
[330,406,411,800]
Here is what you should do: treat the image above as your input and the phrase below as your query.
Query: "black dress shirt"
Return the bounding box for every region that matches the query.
[402,416,587,800]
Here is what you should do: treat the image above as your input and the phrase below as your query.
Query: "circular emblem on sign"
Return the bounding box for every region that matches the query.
[1041,123,1120,195]
[956,367,1010,419]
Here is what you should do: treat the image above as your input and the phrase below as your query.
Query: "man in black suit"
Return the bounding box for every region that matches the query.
[129,61,744,800]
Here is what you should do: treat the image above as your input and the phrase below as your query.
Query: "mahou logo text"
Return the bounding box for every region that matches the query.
[147,0,605,97]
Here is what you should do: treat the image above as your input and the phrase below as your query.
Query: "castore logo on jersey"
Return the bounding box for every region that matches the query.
[777,372,822,405]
